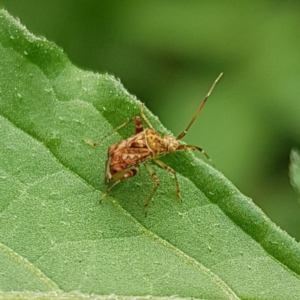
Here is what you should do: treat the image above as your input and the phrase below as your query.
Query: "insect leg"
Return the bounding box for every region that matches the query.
[100,180,121,203]
[180,145,214,167]
[140,104,154,129]
[154,159,182,201]
[101,166,139,202]
[134,116,144,134]
[84,116,143,147]
[144,163,160,216]
[112,166,139,181]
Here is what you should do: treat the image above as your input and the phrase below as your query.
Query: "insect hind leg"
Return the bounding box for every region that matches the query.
[100,180,121,203]
[100,167,139,203]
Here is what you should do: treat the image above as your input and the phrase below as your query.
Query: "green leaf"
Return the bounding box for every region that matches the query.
[1,9,300,300]
[290,149,300,199]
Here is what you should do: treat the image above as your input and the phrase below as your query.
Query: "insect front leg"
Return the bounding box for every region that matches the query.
[154,159,182,201]
[144,163,160,216]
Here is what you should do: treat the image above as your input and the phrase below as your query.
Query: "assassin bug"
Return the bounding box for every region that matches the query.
[85,73,223,215]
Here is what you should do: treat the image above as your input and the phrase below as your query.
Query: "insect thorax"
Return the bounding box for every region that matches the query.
[145,128,181,154]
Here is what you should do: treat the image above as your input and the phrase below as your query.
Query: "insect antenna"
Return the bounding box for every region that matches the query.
[176,72,223,141]
[178,144,215,166]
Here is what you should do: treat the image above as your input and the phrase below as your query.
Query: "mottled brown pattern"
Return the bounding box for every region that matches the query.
[106,131,152,180]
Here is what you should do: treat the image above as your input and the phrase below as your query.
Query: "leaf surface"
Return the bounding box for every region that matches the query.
[1,9,300,300]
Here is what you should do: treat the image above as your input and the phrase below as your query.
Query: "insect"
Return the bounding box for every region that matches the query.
[85,73,223,215]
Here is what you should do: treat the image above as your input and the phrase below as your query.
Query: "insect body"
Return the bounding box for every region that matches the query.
[85,73,223,215]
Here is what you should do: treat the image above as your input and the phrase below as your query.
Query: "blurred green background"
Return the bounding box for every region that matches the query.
[1,1,300,239]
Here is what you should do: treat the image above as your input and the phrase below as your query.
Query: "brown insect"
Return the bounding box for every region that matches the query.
[85,73,223,215]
